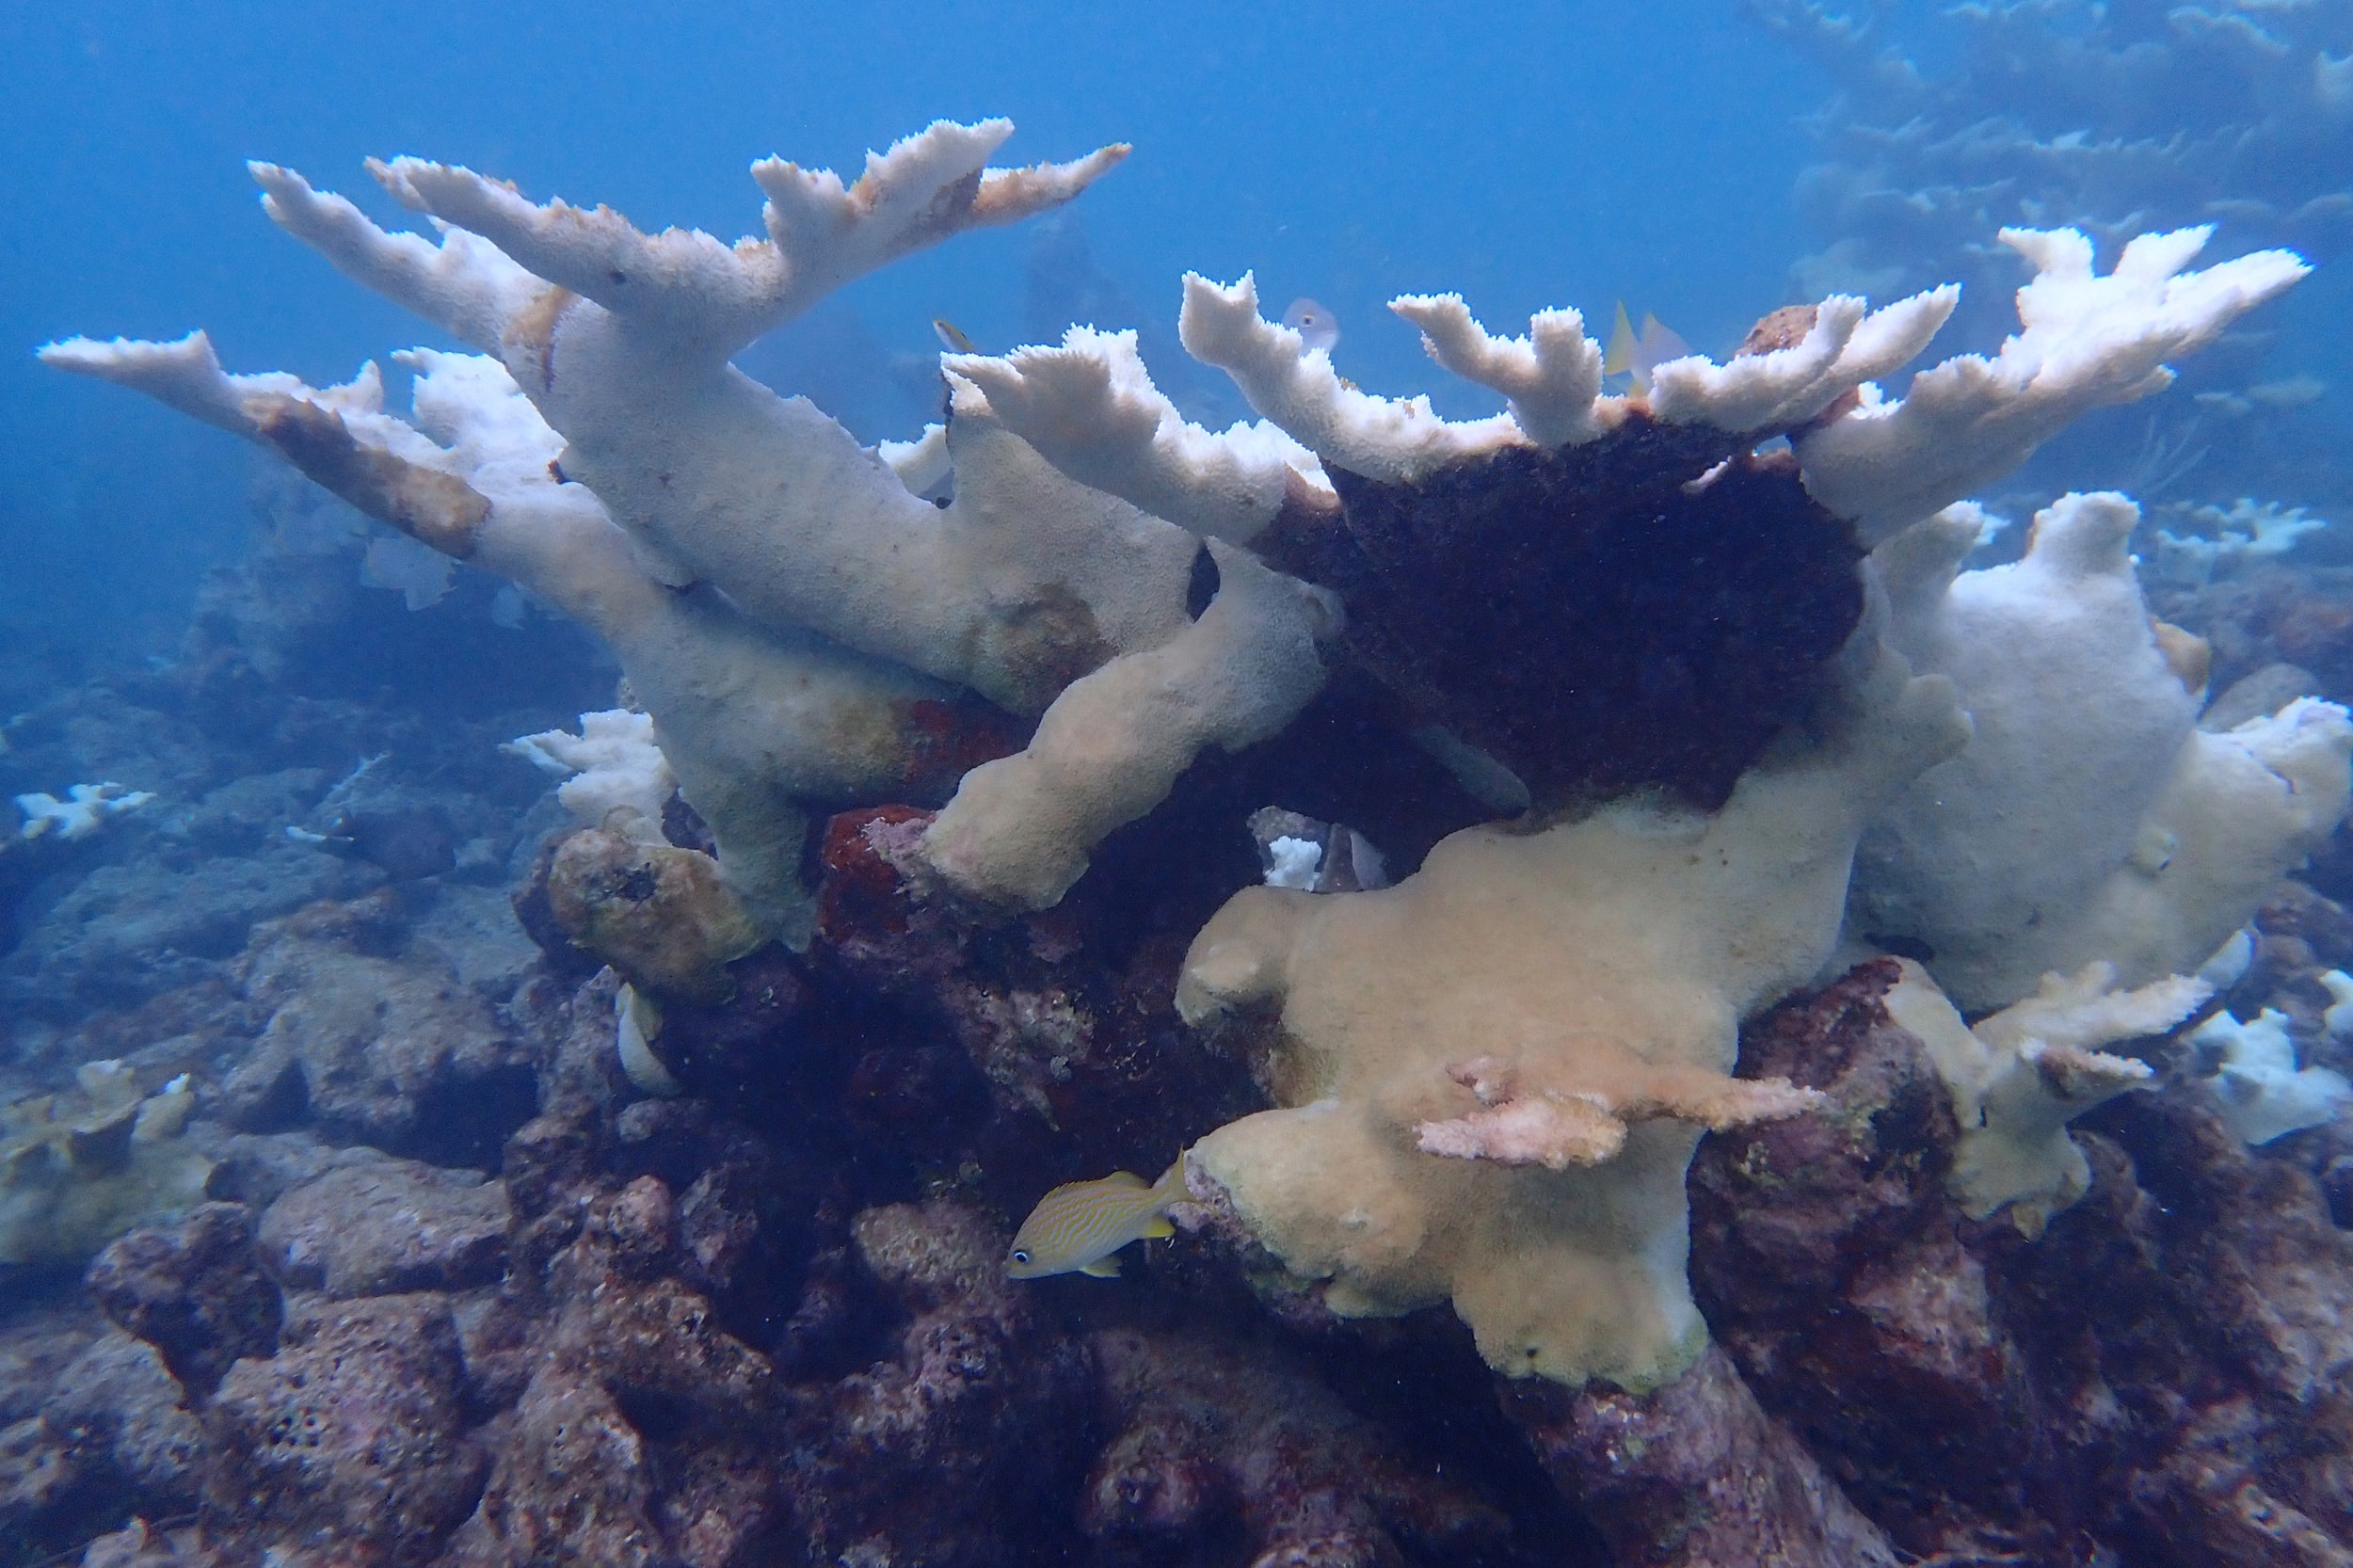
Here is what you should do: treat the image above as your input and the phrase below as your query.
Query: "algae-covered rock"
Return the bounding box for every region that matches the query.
[218,905,537,1160]
[257,1160,510,1298]
[202,1292,486,1560]
[544,826,764,1003]
[86,1203,282,1397]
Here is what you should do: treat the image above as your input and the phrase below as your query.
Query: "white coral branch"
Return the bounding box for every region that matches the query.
[946,327,1331,541]
[1387,295,1622,449]
[877,424,951,494]
[1179,272,1527,482]
[918,542,1339,909]
[1799,227,2308,542]
[1973,960,2211,1057]
[1647,285,1958,433]
[253,163,545,353]
[1886,958,2186,1231]
[39,330,386,440]
[373,120,1125,356]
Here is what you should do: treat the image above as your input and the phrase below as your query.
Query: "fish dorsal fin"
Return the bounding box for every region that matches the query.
[1080,1256,1122,1277]
[1100,1171,1149,1191]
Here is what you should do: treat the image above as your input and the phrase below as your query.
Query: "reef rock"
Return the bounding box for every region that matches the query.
[201,1290,486,1563]
[256,1159,510,1298]
[218,899,537,1161]
[1689,960,2353,1564]
[443,1174,785,1568]
[1507,1343,1900,1568]
[783,1198,1093,1567]
[1086,1325,1509,1565]
[3,841,379,1021]
[85,1203,282,1398]
[40,1329,204,1504]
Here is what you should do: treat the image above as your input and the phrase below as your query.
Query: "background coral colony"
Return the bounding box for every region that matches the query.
[3,2,2353,1566]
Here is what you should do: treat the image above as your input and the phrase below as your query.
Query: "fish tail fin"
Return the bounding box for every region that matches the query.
[1136,1153,1189,1240]
[1640,314,1693,368]
[1151,1150,1190,1208]
[1605,301,1638,376]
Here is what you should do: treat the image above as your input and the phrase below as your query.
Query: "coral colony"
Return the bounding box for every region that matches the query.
[21,119,2353,1564]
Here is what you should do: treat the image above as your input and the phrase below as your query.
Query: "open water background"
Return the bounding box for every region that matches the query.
[1,0,1839,650]
[3,1,2346,653]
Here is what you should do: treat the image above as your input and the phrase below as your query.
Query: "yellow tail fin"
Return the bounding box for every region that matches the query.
[1605,301,1639,377]
[1152,1150,1190,1208]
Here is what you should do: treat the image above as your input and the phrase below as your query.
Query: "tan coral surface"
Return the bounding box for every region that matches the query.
[1176,644,1966,1388]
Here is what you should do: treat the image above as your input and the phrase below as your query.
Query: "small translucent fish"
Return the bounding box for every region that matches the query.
[2245,375,2327,408]
[1006,1156,1187,1279]
[1281,297,1340,356]
[1604,302,1692,397]
[360,532,456,612]
[933,317,979,354]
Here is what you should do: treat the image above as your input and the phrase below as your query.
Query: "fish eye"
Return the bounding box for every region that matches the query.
[1011,1250,1030,1264]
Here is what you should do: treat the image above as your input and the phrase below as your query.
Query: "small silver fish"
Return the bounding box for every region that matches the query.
[1281,297,1340,356]
[1006,1156,1187,1279]
[933,317,979,354]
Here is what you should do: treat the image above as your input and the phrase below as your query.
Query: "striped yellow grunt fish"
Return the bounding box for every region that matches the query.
[1005,1155,1188,1279]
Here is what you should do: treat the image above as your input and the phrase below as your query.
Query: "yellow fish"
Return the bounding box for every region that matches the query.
[1005,1156,1187,1279]
[933,317,979,354]
[1603,301,1691,397]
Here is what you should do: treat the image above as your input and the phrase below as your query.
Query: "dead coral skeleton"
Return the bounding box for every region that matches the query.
[40,117,2338,1406]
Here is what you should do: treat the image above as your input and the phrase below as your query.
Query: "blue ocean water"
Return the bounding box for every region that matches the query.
[2,1,1827,651]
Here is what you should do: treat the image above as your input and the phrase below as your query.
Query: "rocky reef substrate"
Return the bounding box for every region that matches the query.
[8,574,2353,1566]
[9,119,2353,1566]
